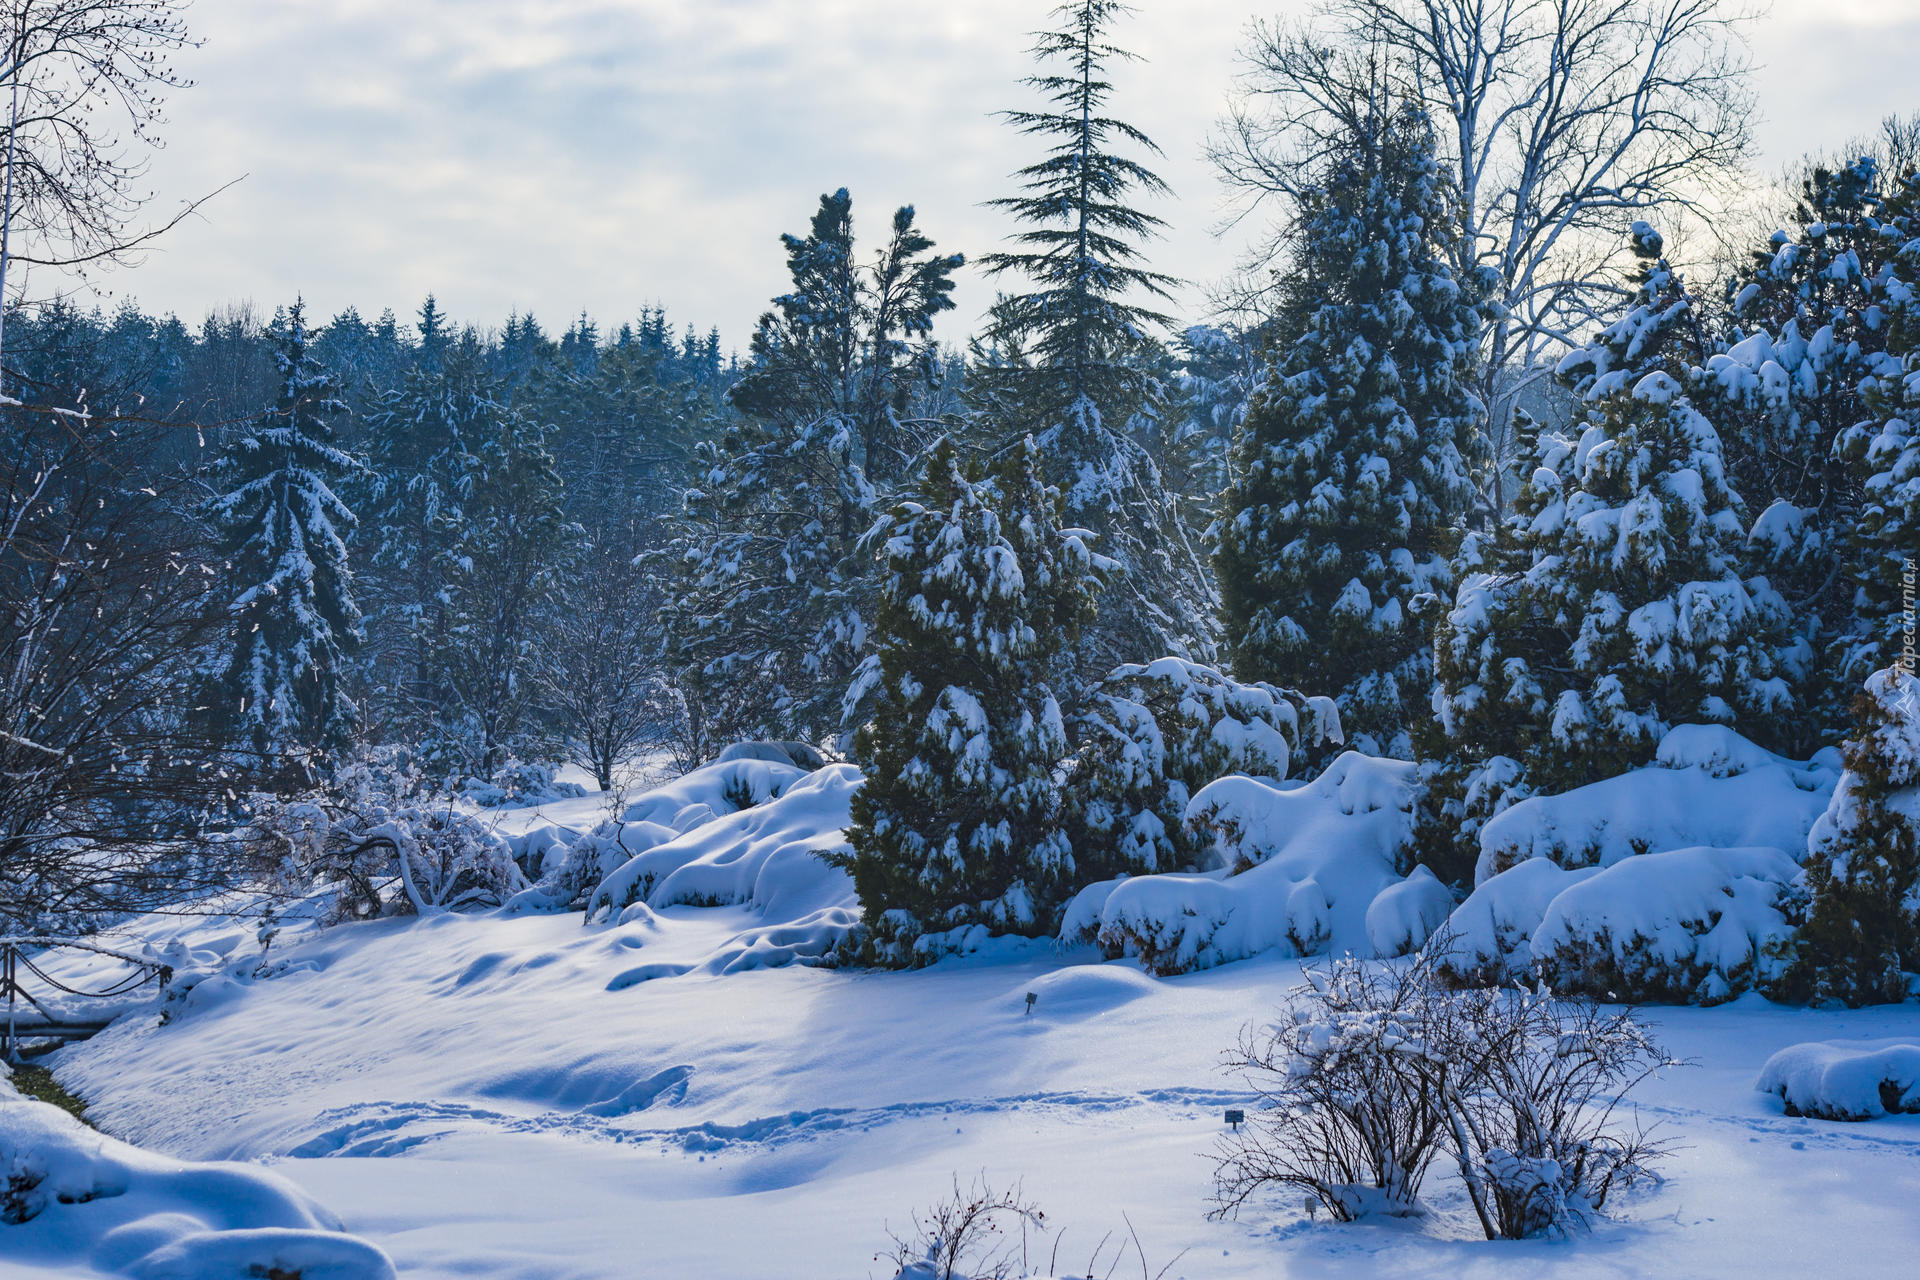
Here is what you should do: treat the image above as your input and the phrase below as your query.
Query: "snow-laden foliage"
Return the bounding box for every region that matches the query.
[1757,1039,1920,1121]
[1429,726,1840,1003]
[1779,667,1920,1005]
[1063,751,1415,974]
[1473,724,1838,883]
[1216,954,1667,1238]
[969,1,1219,676]
[240,762,525,920]
[459,759,587,809]
[207,301,363,771]
[1070,657,1338,877]
[1705,159,1918,747]
[1,1075,395,1276]
[1433,228,1795,825]
[1216,99,1484,759]
[837,437,1103,965]
[662,189,961,751]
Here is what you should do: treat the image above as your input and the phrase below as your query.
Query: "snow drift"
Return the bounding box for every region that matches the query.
[0,1073,393,1279]
[1756,1040,1920,1121]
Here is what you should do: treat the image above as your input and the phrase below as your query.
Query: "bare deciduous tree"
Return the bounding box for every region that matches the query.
[1211,0,1758,507]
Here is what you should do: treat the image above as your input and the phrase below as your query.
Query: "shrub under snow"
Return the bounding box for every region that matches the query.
[1062,752,1416,974]
[1755,1040,1920,1121]
[1474,724,1837,884]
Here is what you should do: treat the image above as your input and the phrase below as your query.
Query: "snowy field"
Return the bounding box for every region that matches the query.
[5,736,1918,1279]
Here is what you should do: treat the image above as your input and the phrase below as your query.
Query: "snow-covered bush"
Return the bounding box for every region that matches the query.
[1528,845,1801,1004]
[1063,752,1415,974]
[1778,667,1920,1005]
[1756,1040,1920,1120]
[1216,954,1668,1238]
[881,1176,1047,1280]
[460,759,587,808]
[240,765,525,919]
[1070,657,1338,877]
[1473,724,1837,883]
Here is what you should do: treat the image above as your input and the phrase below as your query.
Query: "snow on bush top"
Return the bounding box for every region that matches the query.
[617,758,805,829]
[0,1075,395,1277]
[1756,1040,1920,1121]
[1474,724,1838,883]
[1062,752,1417,973]
[588,764,860,925]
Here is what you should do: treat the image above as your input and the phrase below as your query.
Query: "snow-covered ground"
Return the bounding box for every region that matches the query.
[10,733,1919,1279]
[13,898,1916,1278]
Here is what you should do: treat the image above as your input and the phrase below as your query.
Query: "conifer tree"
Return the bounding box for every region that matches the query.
[837,436,1102,964]
[663,189,961,753]
[209,301,362,773]
[1215,100,1484,758]
[1780,667,1920,1006]
[1703,157,1911,751]
[976,0,1215,672]
[1432,227,1794,808]
[359,330,497,734]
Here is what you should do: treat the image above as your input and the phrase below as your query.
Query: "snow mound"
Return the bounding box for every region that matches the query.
[1061,753,1416,973]
[1530,845,1802,1004]
[1005,963,1162,1018]
[0,1076,393,1278]
[1364,864,1455,958]
[588,765,860,928]
[1475,725,1837,883]
[616,758,805,830]
[1756,1040,1920,1121]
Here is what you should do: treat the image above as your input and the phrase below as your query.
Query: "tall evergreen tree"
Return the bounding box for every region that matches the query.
[837,436,1102,964]
[1215,100,1484,759]
[208,302,362,772]
[1702,157,1911,752]
[1430,228,1793,848]
[976,0,1215,672]
[663,189,961,753]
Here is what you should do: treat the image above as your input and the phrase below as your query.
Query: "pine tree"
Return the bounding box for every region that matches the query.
[1215,100,1485,759]
[663,189,961,753]
[1703,157,1911,751]
[359,331,497,736]
[209,301,362,773]
[1781,667,1920,1006]
[837,436,1103,964]
[975,0,1216,672]
[1429,227,1794,868]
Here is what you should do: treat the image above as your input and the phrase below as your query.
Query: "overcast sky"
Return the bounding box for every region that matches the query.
[62,0,1920,349]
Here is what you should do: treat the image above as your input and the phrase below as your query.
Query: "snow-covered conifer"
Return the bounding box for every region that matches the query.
[209,301,363,772]
[837,437,1102,964]
[664,189,961,751]
[1781,667,1920,1005]
[974,0,1218,673]
[1215,100,1484,758]
[1432,227,1793,810]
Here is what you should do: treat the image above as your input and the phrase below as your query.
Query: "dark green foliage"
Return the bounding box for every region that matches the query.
[837,437,1101,964]
[1215,101,1484,759]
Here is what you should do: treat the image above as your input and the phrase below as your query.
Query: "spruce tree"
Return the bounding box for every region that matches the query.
[1703,157,1911,751]
[1781,667,1920,1006]
[663,189,961,753]
[1429,227,1794,866]
[976,0,1215,672]
[837,436,1102,964]
[359,329,498,737]
[209,301,362,773]
[1215,100,1484,759]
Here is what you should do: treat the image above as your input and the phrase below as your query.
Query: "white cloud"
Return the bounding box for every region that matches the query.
[64,0,1920,350]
